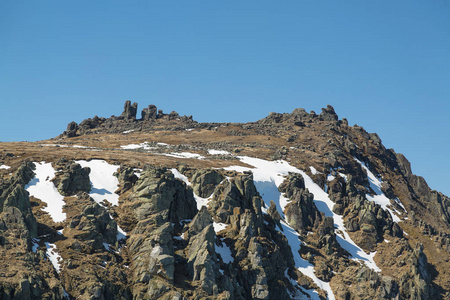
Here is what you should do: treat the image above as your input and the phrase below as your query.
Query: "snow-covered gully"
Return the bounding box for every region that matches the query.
[26,162,66,223]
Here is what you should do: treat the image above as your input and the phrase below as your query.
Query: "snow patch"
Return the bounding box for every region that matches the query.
[0,165,11,170]
[121,142,155,150]
[337,172,348,182]
[310,166,320,175]
[123,129,135,134]
[26,162,66,223]
[76,160,120,206]
[327,174,335,181]
[213,222,228,233]
[117,225,127,240]
[208,149,231,155]
[45,242,62,273]
[171,168,191,185]
[355,158,405,222]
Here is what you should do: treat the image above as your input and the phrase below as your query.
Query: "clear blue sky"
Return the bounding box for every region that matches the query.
[1,1,449,195]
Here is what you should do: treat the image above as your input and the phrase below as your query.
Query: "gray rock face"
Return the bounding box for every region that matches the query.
[0,162,65,299]
[207,173,296,300]
[267,200,281,228]
[54,162,91,196]
[191,169,224,198]
[124,166,198,298]
[0,161,38,239]
[186,224,219,295]
[141,104,157,120]
[121,100,138,120]
[130,166,198,223]
[320,104,339,121]
[186,206,213,240]
[279,173,321,231]
[69,199,118,249]
[115,166,138,194]
[209,172,261,224]
[64,121,78,138]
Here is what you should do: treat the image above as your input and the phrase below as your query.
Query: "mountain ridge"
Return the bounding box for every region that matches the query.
[0,101,448,299]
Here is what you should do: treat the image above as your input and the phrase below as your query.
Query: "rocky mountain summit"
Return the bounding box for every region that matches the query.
[0,101,449,299]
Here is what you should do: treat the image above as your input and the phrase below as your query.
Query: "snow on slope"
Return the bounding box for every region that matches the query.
[75,160,128,241]
[208,149,231,155]
[171,168,235,267]
[45,242,62,273]
[355,158,405,222]
[25,162,66,223]
[225,156,380,271]
[224,157,335,299]
[0,165,11,169]
[121,142,155,150]
[76,160,120,206]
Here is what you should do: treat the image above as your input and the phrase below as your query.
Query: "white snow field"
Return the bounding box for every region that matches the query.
[0,165,11,169]
[25,162,66,223]
[354,158,406,222]
[76,160,120,206]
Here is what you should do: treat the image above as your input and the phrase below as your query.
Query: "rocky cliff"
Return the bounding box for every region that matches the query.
[0,101,448,299]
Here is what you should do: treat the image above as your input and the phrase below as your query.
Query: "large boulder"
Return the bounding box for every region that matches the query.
[319,105,339,121]
[64,121,78,138]
[54,162,91,196]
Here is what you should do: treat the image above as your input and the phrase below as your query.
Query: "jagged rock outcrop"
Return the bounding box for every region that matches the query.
[319,104,339,121]
[186,206,213,240]
[209,172,261,224]
[57,192,130,299]
[186,224,219,295]
[141,104,157,121]
[68,200,117,249]
[57,101,197,137]
[124,166,198,299]
[115,165,139,194]
[121,100,138,120]
[64,121,78,138]
[2,101,450,299]
[0,162,65,299]
[191,169,224,198]
[52,160,91,196]
[279,173,321,232]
